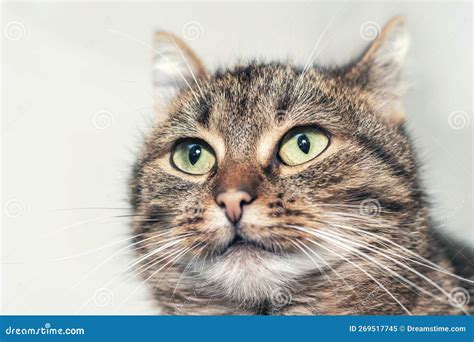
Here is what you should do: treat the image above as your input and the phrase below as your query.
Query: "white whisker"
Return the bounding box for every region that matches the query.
[315,228,449,302]
[326,217,474,284]
[165,31,205,98]
[115,245,195,311]
[285,224,412,314]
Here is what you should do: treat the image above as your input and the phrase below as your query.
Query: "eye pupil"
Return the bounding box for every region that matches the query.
[297,134,310,154]
[188,144,201,165]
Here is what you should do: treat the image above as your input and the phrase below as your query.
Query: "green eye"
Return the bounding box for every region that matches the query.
[172,140,216,175]
[278,127,329,166]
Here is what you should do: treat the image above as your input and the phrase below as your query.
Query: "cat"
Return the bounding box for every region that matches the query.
[129,16,473,315]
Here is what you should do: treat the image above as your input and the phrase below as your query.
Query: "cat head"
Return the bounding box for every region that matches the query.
[130,17,425,306]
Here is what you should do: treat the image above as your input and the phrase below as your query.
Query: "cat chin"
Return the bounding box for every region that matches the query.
[193,247,317,305]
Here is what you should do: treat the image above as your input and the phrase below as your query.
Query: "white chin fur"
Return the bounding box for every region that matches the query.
[193,247,317,305]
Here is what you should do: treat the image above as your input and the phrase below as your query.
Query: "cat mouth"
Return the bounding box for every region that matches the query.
[222,234,272,255]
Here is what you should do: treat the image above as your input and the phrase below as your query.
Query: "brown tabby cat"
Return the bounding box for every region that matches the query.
[129,17,473,315]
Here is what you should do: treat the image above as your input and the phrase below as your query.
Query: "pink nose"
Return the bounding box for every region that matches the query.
[216,190,253,224]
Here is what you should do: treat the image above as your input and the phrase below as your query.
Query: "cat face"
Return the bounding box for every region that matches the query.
[130,18,425,305]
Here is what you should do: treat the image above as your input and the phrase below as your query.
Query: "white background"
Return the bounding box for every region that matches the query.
[2,1,472,314]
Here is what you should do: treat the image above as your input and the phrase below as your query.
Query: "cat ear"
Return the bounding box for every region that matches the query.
[152,32,208,109]
[345,16,409,126]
